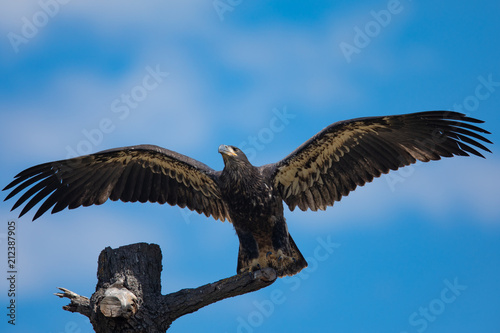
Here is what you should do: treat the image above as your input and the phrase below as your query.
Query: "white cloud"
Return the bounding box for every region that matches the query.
[3,207,166,293]
[389,157,500,223]
[287,155,500,234]
[0,0,212,32]
[0,59,217,164]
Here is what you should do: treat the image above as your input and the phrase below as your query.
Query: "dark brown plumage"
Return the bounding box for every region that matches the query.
[3,111,492,277]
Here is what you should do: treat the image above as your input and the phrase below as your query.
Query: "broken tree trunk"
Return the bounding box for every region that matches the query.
[55,243,276,332]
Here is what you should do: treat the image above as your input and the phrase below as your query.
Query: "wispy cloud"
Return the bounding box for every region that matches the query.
[286,156,500,232]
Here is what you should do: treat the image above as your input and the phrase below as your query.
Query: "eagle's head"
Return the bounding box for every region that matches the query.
[218,145,260,190]
[218,145,251,168]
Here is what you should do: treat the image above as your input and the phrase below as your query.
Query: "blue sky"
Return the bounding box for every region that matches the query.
[1,1,499,332]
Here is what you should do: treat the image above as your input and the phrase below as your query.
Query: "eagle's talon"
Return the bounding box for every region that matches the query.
[266,251,273,258]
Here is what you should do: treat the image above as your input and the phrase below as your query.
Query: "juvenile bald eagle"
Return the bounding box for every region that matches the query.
[3,111,492,277]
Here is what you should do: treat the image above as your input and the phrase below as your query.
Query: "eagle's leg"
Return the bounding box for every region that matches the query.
[267,217,296,268]
[236,228,261,274]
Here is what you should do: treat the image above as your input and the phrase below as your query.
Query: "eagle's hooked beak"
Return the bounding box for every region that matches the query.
[218,144,237,157]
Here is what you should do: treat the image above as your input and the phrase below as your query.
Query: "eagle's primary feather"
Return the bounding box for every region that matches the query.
[4,145,230,222]
[264,111,491,212]
[3,111,492,277]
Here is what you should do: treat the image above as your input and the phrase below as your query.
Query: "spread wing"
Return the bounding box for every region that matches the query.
[3,145,230,221]
[262,111,492,212]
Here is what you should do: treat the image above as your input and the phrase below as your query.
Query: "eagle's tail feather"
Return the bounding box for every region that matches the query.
[236,232,308,278]
[280,234,308,277]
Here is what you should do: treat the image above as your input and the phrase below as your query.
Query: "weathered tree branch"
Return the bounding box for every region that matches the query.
[54,287,91,317]
[55,243,276,332]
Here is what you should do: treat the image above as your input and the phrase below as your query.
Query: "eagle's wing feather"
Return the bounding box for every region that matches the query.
[3,145,230,221]
[263,111,492,212]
